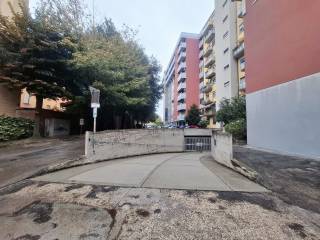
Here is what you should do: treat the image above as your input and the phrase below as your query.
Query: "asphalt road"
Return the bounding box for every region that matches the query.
[0,137,84,188]
[234,145,320,214]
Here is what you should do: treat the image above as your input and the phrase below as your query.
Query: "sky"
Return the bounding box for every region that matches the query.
[29,0,215,120]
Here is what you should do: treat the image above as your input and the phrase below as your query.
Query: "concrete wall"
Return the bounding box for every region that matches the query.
[211,130,233,169]
[85,129,185,162]
[247,72,320,158]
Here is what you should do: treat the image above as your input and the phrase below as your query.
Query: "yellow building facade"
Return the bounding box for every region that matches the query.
[199,12,216,128]
[234,0,246,95]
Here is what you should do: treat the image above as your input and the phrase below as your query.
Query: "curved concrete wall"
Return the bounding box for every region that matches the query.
[85,129,185,162]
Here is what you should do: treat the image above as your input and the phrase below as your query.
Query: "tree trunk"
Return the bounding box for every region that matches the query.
[33,96,44,137]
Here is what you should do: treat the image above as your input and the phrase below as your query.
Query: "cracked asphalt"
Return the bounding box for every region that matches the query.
[0,180,319,240]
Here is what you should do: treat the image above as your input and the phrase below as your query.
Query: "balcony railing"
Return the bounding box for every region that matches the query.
[177,103,186,111]
[177,62,186,73]
[199,50,204,59]
[204,45,214,57]
[177,92,186,102]
[199,40,204,49]
[177,51,186,63]
[199,81,204,90]
[205,55,215,67]
[177,82,186,92]
[205,29,215,43]
[178,72,186,82]
[199,71,204,80]
[233,42,245,59]
[177,113,185,121]
[178,42,186,53]
[206,67,215,78]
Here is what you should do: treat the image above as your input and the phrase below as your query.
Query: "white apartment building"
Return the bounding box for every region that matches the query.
[163,56,175,124]
[214,0,239,110]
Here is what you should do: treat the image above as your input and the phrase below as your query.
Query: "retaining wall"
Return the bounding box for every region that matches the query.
[85,129,185,162]
[211,130,234,168]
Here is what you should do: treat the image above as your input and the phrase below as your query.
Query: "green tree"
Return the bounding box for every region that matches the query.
[0,2,80,136]
[216,96,246,125]
[186,104,201,125]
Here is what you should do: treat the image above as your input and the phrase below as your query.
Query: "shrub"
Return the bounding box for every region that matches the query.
[225,118,247,141]
[198,120,209,128]
[0,116,34,142]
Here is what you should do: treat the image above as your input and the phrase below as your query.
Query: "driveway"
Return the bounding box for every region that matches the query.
[34,153,266,192]
[0,137,84,188]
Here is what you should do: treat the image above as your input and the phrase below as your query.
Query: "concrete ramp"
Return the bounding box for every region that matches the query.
[33,153,267,192]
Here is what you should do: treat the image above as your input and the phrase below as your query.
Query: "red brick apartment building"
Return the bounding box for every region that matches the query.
[163,33,200,126]
[245,0,320,157]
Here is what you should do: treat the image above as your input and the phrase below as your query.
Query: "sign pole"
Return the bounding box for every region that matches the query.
[89,87,100,155]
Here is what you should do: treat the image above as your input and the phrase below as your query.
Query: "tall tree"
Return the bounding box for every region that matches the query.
[186,104,201,126]
[0,2,79,136]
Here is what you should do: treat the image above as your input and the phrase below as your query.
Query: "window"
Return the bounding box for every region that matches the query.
[223,31,229,39]
[240,57,245,71]
[239,77,246,90]
[223,15,228,23]
[239,22,245,33]
[22,92,30,104]
[223,48,229,54]
[224,64,229,70]
[222,0,228,8]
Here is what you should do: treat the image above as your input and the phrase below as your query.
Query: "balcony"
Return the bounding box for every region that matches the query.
[177,92,186,102]
[178,72,186,83]
[205,29,215,44]
[177,113,185,121]
[204,45,214,57]
[199,71,204,80]
[178,42,186,53]
[233,42,245,59]
[177,82,186,92]
[199,81,204,90]
[205,55,215,67]
[199,40,204,49]
[199,50,204,59]
[203,84,213,93]
[177,103,186,111]
[201,99,213,106]
[199,60,204,68]
[199,93,204,100]
[177,51,186,63]
[206,67,215,78]
[177,62,186,73]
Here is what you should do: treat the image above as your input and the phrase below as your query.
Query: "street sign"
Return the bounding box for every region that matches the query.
[93,108,97,118]
[89,86,100,108]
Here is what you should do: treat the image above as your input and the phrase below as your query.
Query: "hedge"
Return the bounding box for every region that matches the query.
[0,116,34,142]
